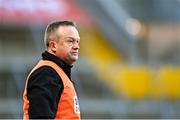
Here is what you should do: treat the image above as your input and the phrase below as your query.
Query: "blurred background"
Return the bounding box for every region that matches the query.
[0,0,180,119]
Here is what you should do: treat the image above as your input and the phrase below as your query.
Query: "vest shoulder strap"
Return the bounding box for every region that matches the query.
[29,60,70,85]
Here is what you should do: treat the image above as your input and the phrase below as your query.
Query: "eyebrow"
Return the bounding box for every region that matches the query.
[66,37,80,41]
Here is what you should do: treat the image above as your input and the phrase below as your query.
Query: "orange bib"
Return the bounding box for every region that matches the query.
[23,60,81,119]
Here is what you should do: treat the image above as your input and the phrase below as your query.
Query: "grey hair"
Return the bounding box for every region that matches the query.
[44,20,76,49]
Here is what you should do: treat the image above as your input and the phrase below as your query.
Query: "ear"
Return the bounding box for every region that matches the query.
[49,41,57,53]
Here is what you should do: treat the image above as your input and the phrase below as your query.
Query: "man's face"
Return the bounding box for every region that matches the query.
[54,26,80,65]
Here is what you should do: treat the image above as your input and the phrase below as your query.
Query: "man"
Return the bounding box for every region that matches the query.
[23,20,81,119]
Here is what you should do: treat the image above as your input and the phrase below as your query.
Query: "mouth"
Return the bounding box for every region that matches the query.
[71,52,78,55]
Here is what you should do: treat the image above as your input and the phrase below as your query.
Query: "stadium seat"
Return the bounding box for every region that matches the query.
[156,67,180,99]
[116,66,153,99]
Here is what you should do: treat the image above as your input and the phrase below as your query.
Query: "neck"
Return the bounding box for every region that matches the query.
[46,50,74,65]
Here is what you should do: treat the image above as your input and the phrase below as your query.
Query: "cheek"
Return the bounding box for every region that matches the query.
[56,46,70,57]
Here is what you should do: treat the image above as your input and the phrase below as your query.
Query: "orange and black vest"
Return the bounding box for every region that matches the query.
[23,60,81,119]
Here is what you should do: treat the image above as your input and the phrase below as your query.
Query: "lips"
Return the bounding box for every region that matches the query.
[71,52,78,55]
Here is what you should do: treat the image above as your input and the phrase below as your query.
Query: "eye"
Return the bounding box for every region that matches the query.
[67,39,73,43]
[77,40,80,43]
[66,38,79,45]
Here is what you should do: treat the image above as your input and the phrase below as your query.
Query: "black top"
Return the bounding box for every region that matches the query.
[27,51,73,119]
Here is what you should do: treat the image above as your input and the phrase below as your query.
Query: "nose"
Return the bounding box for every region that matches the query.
[72,42,79,50]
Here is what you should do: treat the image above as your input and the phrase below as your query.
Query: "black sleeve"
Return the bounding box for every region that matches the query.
[27,66,63,119]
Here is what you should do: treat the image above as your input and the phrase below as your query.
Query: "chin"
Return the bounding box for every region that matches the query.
[68,56,78,64]
[72,56,78,60]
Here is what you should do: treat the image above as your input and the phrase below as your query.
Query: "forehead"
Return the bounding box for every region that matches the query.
[57,26,80,39]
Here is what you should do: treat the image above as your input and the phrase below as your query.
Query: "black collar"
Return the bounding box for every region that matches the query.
[42,51,73,79]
